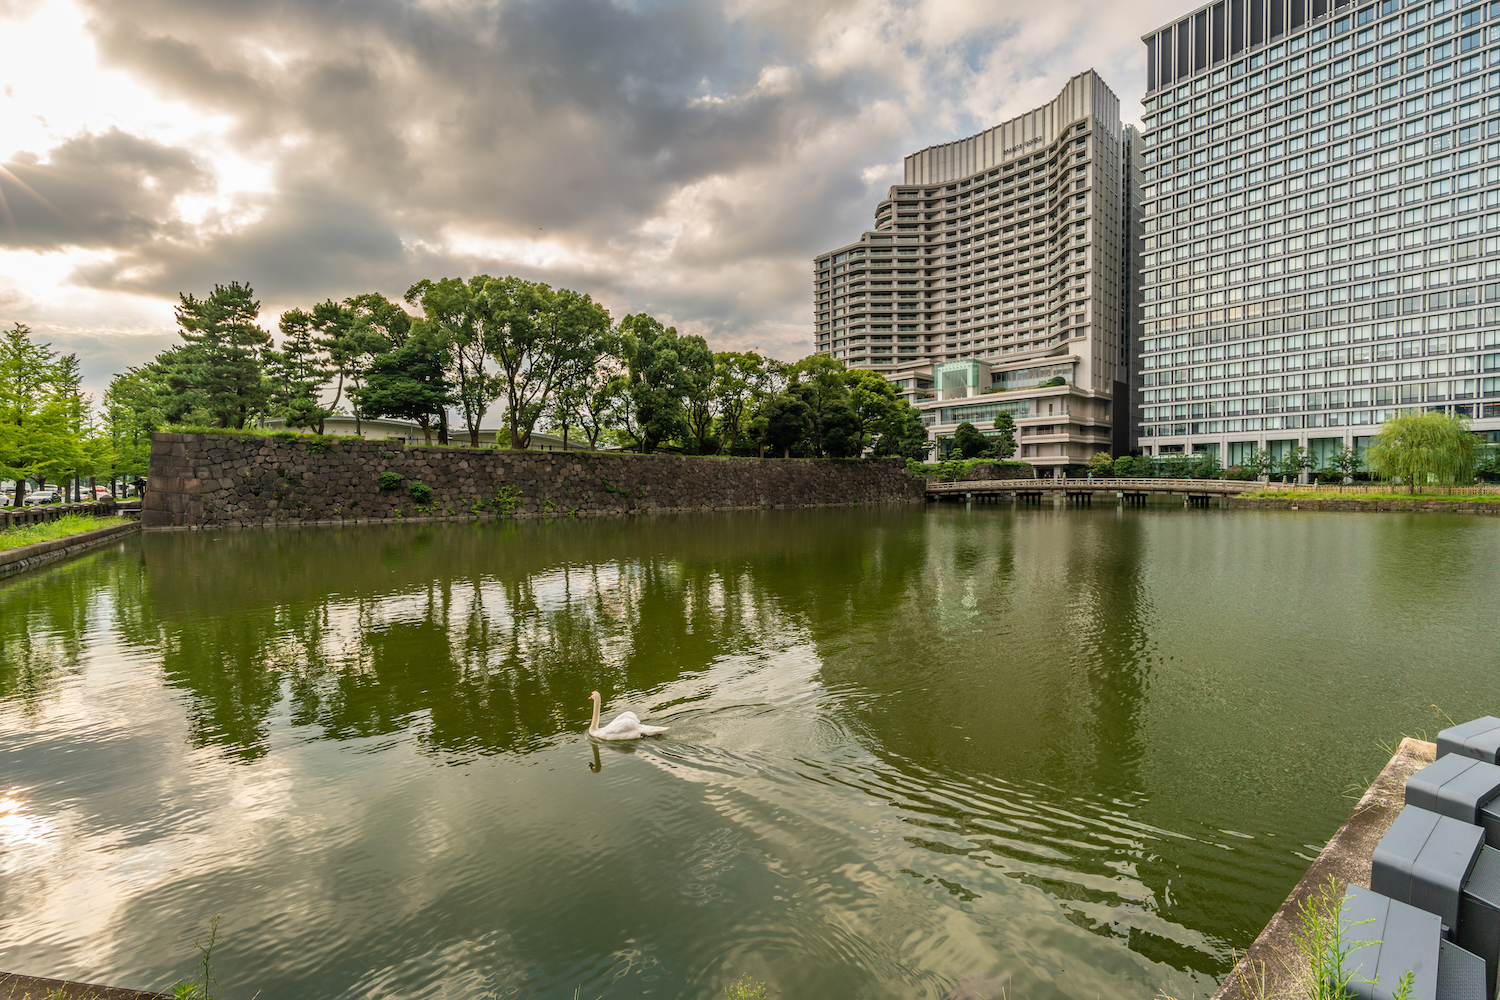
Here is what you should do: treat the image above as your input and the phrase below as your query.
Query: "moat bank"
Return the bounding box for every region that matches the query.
[142,432,923,528]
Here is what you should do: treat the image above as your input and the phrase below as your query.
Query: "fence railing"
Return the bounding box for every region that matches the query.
[1254,482,1500,495]
[926,477,1260,492]
[1,500,119,531]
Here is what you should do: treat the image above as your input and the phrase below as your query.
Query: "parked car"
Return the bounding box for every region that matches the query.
[23,490,62,506]
[94,485,113,499]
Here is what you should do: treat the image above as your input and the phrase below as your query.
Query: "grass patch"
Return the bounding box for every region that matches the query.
[1245,489,1500,503]
[0,514,130,552]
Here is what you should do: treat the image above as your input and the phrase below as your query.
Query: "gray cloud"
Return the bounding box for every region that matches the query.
[0,128,209,250]
[4,0,1186,372]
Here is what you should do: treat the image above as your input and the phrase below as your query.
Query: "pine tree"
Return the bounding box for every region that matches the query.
[167,282,271,428]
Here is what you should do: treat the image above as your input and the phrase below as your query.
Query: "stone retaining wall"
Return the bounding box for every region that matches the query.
[1228,497,1500,514]
[143,433,926,528]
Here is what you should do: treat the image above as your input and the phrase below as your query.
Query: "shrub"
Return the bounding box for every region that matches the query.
[407,481,433,504]
[378,471,403,491]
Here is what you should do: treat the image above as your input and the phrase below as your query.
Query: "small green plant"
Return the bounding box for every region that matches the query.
[600,477,630,496]
[541,497,558,513]
[408,481,433,504]
[724,976,768,1000]
[494,484,522,516]
[171,914,220,1000]
[1391,971,1415,1000]
[1295,876,1375,1000]
[379,471,403,491]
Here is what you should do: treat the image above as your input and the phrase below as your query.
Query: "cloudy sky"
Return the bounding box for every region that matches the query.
[0,0,1182,399]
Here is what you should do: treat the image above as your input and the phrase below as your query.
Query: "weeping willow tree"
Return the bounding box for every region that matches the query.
[1366,411,1476,493]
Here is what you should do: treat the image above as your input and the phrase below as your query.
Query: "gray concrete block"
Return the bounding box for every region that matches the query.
[1438,718,1500,764]
[1407,755,1500,846]
[1342,884,1441,1000]
[1371,805,1485,933]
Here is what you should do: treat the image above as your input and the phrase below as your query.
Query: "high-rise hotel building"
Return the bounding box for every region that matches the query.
[811,71,1142,468]
[1135,0,1500,469]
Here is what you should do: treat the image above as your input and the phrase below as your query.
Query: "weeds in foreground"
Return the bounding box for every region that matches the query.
[171,914,220,1000]
[1295,876,1373,1000]
[724,977,768,1000]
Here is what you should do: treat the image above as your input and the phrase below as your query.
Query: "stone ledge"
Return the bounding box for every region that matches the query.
[0,971,169,1000]
[1211,737,1435,1000]
[1229,497,1500,514]
[0,522,140,579]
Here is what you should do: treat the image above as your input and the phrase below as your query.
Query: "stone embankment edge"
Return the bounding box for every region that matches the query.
[1209,737,1434,1000]
[0,971,168,1000]
[1228,497,1500,514]
[143,432,925,528]
[0,522,140,580]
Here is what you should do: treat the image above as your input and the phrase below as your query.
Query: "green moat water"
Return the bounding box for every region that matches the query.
[2,505,1498,999]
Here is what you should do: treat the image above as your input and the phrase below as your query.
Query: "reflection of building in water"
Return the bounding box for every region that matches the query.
[812,70,1142,471]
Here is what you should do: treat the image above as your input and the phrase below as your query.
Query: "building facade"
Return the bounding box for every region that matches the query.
[1135,0,1500,471]
[812,70,1141,471]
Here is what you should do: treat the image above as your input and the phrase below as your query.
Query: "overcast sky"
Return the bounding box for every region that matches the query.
[0,0,1183,399]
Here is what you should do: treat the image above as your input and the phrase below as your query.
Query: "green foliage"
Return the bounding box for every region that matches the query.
[873,402,932,460]
[1274,445,1312,481]
[0,514,129,551]
[1038,375,1068,387]
[379,471,403,491]
[618,313,693,452]
[951,421,993,460]
[265,308,334,431]
[162,282,272,429]
[724,976,768,1000]
[1113,454,1140,477]
[493,484,522,516]
[359,329,453,444]
[820,401,862,458]
[478,276,613,450]
[1087,451,1114,475]
[1293,877,1373,1000]
[404,276,499,446]
[407,481,433,504]
[991,410,1017,460]
[172,914,221,1000]
[0,322,102,505]
[762,395,812,458]
[789,354,850,458]
[1367,411,1476,493]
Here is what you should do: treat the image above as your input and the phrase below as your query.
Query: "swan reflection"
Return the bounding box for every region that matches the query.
[588,740,640,772]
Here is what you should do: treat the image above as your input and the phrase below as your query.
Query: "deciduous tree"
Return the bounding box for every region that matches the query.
[1367,411,1475,493]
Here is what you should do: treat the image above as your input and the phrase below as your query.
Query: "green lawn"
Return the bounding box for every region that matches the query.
[1244,490,1500,503]
[0,514,132,552]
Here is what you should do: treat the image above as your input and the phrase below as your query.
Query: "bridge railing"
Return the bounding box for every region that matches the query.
[926,478,1261,492]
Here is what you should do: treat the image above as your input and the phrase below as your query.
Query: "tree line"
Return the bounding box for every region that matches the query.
[3,275,935,505]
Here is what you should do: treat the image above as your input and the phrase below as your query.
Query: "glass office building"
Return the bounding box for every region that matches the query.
[1136,0,1500,470]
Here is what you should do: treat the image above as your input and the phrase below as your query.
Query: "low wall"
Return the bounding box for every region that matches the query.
[1229,497,1500,515]
[143,433,926,528]
[0,971,168,1000]
[2,500,117,530]
[0,522,140,580]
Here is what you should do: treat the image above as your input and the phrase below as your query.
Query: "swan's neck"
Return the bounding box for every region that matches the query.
[590,696,601,732]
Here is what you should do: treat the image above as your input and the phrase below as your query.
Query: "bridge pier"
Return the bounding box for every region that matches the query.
[1185,494,1213,508]
[1120,493,1148,507]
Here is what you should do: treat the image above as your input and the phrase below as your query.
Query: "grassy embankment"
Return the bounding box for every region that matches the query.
[1244,489,1500,503]
[0,514,131,552]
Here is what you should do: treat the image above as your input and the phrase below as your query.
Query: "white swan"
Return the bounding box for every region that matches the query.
[588,690,668,740]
